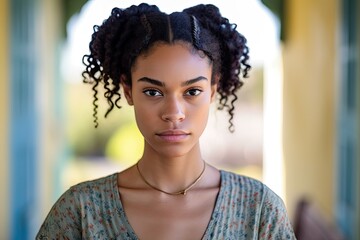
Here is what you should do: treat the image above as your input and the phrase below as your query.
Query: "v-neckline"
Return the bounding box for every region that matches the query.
[112,170,225,239]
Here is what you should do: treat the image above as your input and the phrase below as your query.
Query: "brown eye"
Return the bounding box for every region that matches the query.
[143,89,162,97]
[185,89,202,96]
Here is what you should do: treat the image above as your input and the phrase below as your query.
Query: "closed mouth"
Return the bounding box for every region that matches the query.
[155,130,190,142]
[156,130,190,136]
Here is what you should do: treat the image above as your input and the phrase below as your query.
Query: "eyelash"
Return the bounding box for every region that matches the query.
[184,89,202,96]
[142,88,203,97]
[143,88,162,97]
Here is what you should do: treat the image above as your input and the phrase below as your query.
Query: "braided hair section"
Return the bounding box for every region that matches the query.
[184,4,251,132]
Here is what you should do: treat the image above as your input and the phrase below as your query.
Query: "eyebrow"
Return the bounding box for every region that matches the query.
[137,76,208,87]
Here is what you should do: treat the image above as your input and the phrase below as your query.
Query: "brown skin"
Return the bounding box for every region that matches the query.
[117,43,221,239]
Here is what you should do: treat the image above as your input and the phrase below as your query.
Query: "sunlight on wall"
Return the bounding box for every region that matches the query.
[263,46,284,200]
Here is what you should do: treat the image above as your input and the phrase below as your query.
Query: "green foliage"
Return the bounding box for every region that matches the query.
[65,82,136,157]
[105,121,144,165]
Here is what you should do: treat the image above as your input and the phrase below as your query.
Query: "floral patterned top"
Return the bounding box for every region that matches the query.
[36,170,296,239]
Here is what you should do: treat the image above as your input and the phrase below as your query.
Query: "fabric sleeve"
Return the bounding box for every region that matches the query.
[258,187,297,240]
[36,187,82,240]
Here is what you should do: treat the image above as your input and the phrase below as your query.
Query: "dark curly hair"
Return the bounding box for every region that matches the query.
[82,3,251,132]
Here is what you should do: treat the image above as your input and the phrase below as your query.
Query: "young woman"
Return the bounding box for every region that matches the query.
[37,3,295,239]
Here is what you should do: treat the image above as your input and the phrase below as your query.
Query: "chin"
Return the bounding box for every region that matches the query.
[157,146,193,159]
[149,141,199,159]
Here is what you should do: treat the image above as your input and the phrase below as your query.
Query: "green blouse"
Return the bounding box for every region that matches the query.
[37,170,296,239]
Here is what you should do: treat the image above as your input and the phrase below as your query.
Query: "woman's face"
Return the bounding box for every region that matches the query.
[123,43,217,158]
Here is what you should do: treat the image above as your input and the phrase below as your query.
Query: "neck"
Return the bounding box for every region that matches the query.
[138,142,205,193]
[137,160,205,195]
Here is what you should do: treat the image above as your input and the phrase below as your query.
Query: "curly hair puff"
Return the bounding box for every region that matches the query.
[82,3,251,132]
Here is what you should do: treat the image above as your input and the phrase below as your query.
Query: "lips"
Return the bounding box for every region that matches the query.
[156,130,190,142]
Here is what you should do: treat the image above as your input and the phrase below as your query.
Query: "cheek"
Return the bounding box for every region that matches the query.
[198,105,211,123]
[190,98,212,126]
[133,104,156,137]
[132,92,153,124]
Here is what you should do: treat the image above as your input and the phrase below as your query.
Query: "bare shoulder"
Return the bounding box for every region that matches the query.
[203,164,221,189]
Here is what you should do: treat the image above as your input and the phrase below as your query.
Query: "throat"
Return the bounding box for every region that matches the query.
[136,159,206,195]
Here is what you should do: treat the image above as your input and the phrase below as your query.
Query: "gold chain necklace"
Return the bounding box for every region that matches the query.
[136,161,206,196]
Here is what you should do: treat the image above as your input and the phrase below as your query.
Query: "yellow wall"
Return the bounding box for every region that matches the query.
[0,0,9,238]
[37,0,63,224]
[0,0,63,236]
[283,0,339,221]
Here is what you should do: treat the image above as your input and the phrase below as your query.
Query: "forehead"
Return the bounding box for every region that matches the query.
[131,43,212,78]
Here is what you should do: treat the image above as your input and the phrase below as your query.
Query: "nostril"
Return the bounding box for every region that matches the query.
[161,109,185,122]
[161,99,185,122]
[161,112,185,122]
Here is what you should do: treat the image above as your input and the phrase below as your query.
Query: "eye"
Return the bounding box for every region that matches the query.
[143,89,163,97]
[185,89,202,96]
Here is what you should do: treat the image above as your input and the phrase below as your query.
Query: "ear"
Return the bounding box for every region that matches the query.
[121,75,133,105]
[210,75,220,103]
[210,84,217,103]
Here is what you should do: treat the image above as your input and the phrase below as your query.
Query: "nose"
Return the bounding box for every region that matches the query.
[161,97,185,122]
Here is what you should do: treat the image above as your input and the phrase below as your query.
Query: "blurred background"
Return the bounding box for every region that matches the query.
[0,0,359,239]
